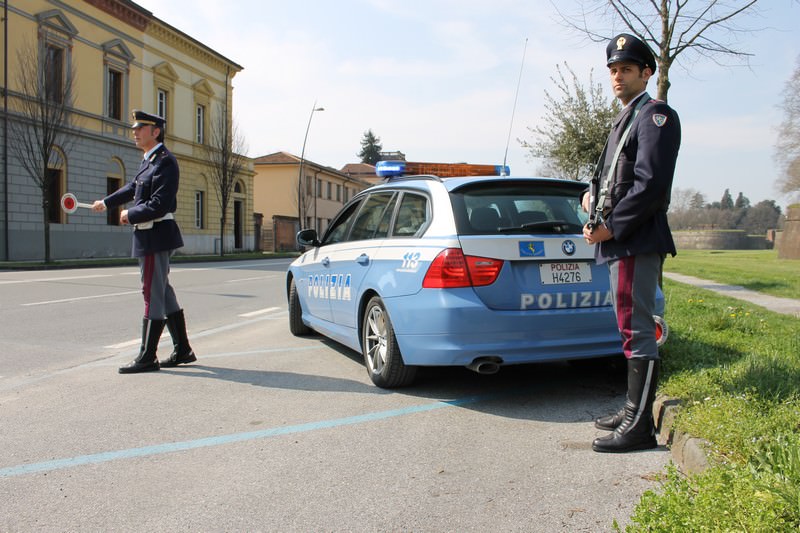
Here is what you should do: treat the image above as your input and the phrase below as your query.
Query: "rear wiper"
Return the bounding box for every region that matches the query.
[498,220,581,233]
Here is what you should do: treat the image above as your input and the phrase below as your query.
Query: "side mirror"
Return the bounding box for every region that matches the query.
[296,228,321,247]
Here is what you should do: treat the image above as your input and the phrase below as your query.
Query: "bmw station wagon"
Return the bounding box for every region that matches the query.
[286,166,666,388]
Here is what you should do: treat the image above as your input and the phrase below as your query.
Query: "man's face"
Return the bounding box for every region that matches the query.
[608,61,652,105]
[132,125,159,151]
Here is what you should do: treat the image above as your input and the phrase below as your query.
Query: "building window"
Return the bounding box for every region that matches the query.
[46,169,63,223]
[44,44,64,103]
[107,178,121,225]
[327,181,332,200]
[195,191,205,229]
[107,69,123,120]
[157,89,168,123]
[316,179,322,198]
[196,104,205,144]
[336,184,342,202]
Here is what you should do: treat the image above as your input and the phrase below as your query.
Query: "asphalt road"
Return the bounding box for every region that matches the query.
[1,259,668,532]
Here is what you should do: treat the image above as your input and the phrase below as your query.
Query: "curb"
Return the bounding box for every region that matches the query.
[653,394,711,474]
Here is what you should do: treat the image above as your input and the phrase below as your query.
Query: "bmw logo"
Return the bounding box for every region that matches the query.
[562,240,576,256]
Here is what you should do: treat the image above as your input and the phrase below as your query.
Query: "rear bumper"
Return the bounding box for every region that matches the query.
[385,288,623,366]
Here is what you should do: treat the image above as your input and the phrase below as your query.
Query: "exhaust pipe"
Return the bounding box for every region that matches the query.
[467,356,502,375]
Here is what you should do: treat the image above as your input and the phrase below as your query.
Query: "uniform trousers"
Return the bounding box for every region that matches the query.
[608,253,663,360]
[139,250,180,320]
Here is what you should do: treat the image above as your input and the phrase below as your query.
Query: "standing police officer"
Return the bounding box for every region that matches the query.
[582,34,681,453]
[93,110,197,374]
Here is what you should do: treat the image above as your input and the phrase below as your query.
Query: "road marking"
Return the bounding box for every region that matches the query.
[0,392,501,479]
[225,275,280,283]
[0,274,113,285]
[238,306,281,318]
[22,290,140,307]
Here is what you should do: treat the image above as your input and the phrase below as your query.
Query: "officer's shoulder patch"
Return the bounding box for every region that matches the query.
[652,114,668,127]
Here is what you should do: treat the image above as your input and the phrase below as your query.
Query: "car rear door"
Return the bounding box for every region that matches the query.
[450,179,612,312]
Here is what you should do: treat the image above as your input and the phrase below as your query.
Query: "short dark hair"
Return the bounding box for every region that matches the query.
[154,125,165,143]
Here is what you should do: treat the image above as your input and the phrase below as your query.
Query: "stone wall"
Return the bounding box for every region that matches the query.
[672,230,771,250]
[777,205,800,259]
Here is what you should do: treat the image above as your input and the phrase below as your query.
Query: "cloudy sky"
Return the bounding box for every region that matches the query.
[132,0,799,208]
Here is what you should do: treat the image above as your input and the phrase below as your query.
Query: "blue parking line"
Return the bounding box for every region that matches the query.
[0,393,499,479]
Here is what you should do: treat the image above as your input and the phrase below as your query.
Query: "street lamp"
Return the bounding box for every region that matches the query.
[297,101,324,235]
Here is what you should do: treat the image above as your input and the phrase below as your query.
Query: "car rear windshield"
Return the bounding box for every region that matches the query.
[449,180,589,235]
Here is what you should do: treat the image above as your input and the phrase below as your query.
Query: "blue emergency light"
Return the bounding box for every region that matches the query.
[376,160,406,178]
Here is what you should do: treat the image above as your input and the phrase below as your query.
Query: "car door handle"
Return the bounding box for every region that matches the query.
[321,257,330,267]
[356,254,369,265]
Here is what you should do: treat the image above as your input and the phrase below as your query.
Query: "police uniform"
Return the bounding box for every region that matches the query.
[104,110,197,374]
[587,34,681,453]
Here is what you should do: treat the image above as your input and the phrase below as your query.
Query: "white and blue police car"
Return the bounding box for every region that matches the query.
[287,163,666,388]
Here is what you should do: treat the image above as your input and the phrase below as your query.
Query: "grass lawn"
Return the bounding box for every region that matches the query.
[625,254,800,531]
[664,249,800,300]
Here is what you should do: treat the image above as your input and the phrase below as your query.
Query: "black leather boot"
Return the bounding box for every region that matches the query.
[159,309,197,367]
[592,359,659,453]
[119,318,165,374]
[595,407,625,431]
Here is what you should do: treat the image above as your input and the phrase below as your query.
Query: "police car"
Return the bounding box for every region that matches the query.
[286,163,666,388]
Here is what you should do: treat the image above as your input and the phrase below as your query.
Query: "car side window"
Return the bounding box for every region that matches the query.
[323,199,363,245]
[349,192,395,241]
[392,193,428,237]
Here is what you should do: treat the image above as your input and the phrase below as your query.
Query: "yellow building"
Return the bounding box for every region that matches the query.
[253,152,372,251]
[1,0,252,260]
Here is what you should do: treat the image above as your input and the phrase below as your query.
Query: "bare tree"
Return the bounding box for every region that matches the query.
[8,35,77,262]
[775,55,800,199]
[201,100,248,256]
[554,0,765,102]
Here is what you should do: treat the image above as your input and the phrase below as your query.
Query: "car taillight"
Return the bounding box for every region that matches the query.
[422,248,503,288]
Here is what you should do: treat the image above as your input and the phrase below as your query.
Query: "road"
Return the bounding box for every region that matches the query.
[1,260,668,531]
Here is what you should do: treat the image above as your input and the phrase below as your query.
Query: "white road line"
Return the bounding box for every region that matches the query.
[22,290,140,307]
[238,306,281,318]
[225,275,279,283]
[0,274,114,285]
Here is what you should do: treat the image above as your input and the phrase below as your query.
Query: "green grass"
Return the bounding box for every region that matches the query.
[664,249,800,299]
[625,276,800,531]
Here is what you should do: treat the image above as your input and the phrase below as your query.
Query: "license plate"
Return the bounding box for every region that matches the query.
[539,262,592,285]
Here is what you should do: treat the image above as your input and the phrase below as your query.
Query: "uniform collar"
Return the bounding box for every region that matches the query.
[624,91,649,109]
[143,143,164,163]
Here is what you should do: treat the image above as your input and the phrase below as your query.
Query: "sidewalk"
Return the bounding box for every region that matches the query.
[663,271,800,318]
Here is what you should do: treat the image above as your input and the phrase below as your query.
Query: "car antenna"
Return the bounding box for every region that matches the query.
[501,37,528,177]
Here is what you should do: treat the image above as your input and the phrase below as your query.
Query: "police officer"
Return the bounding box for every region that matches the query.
[582,34,681,453]
[93,110,197,374]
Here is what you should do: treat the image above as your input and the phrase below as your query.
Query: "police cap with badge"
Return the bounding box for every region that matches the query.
[606,33,657,72]
[131,109,165,130]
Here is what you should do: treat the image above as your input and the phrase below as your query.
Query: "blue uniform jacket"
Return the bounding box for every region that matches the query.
[591,92,681,264]
[105,145,184,257]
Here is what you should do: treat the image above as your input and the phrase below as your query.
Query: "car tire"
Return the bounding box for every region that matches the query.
[288,278,311,336]
[362,296,417,388]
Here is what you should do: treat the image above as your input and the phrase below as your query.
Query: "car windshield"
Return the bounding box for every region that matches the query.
[449,181,589,235]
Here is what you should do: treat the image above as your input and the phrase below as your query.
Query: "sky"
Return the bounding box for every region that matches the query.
[131,0,800,209]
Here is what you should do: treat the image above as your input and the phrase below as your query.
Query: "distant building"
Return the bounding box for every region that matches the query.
[253,152,371,251]
[1,0,253,260]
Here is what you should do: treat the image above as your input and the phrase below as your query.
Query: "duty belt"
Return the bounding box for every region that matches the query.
[134,212,174,230]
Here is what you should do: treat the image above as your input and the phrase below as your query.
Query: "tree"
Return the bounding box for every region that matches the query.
[521,62,620,181]
[720,189,734,209]
[740,200,781,235]
[358,129,382,165]
[775,55,800,199]
[734,192,750,209]
[8,35,77,263]
[201,99,248,256]
[555,1,764,102]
